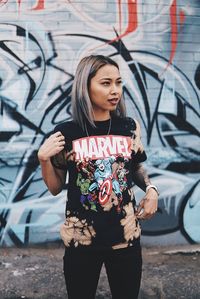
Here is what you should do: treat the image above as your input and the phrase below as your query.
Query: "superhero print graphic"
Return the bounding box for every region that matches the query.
[73,135,132,212]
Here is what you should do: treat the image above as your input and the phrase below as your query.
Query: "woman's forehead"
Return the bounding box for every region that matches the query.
[94,64,121,79]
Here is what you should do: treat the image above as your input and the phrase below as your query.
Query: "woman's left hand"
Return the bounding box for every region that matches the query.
[136,188,158,220]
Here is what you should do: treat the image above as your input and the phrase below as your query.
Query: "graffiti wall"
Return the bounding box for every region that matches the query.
[0,0,199,247]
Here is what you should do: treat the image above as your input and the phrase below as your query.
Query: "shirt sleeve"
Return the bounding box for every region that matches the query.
[132,149,147,163]
[51,149,68,170]
[130,119,147,164]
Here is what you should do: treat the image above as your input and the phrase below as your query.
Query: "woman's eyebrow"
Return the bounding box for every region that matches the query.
[99,77,122,81]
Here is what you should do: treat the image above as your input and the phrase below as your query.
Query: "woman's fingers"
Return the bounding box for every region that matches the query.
[38,132,66,161]
[50,132,65,144]
[136,195,158,220]
[137,210,156,220]
[49,132,65,144]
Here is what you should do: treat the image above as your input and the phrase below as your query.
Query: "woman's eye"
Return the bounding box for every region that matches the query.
[101,81,122,86]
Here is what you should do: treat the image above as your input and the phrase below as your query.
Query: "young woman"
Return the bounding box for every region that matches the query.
[38,55,159,299]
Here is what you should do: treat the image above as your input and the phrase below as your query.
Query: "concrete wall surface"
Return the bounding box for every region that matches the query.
[0,0,199,247]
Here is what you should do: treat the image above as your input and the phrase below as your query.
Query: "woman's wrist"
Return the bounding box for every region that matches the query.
[146,184,159,196]
[38,153,51,163]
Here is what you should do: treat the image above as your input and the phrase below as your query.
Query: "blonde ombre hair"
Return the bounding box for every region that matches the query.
[71,55,126,128]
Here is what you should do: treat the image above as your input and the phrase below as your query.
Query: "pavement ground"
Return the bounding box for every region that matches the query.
[0,243,200,299]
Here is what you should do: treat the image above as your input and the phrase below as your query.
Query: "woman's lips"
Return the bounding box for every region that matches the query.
[108,98,119,105]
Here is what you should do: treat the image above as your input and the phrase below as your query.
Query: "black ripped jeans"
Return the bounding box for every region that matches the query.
[63,240,142,299]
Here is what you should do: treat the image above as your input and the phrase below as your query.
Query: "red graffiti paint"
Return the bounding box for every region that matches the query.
[110,0,138,43]
[15,0,45,11]
[0,0,8,7]
[162,0,185,72]
[17,0,21,10]
[118,0,122,34]
[31,0,45,10]
[122,0,138,36]
[169,0,178,66]
[179,9,185,26]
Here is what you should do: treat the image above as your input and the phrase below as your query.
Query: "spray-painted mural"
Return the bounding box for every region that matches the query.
[0,0,199,247]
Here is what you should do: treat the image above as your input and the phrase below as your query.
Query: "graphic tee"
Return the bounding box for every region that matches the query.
[51,116,147,249]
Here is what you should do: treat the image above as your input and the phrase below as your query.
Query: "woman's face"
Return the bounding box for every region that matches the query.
[89,64,122,120]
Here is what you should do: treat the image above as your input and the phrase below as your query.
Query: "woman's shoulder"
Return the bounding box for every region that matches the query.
[113,116,137,130]
[54,120,81,136]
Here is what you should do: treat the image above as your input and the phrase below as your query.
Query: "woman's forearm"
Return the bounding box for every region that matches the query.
[132,163,151,192]
[37,131,66,195]
[39,158,66,195]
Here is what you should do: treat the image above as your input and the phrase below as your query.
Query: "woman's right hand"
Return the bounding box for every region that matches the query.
[38,131,65,162]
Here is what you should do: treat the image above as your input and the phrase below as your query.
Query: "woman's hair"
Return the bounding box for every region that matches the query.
[71,55,126,128]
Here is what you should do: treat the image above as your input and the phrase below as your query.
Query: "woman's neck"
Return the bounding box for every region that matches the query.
[92,111,111,121]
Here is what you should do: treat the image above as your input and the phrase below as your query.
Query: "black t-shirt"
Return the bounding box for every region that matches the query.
[52,116,147,249]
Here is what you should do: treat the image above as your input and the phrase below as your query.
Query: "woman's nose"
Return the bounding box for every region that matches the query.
[110,84,120,94]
